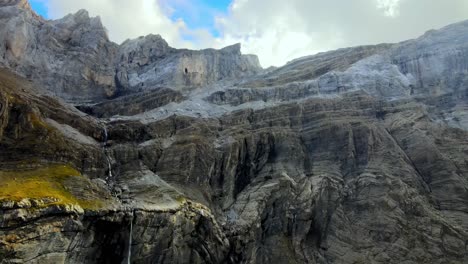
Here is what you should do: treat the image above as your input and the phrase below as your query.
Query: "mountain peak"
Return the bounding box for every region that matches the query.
[220,43,241,54]
[0,0,44,21]
[0,0,31,9]
[0,2,468,263]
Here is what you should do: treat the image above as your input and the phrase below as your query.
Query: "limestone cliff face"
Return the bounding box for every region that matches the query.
[0,2,261,102]
[0,1,468,264]
[391,21,468,97]
[116,37,261,94]
[0,1,118,101]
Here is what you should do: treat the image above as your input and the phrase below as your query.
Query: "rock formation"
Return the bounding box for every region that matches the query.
[0,1,261,102]
[0,1,467,263]
[116,38,261,95]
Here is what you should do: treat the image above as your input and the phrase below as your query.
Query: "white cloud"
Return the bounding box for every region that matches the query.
[211,0,468,66]
[42,0,468,67]
[376,0,403,17]
[44,0,193,48]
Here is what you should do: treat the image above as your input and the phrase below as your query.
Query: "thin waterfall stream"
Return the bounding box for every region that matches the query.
[127,210,134,264]
[103,124,133,264]
[102,125,113,180]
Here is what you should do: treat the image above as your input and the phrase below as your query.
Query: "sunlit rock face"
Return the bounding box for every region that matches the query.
[116,38,262,94]
[0,2,118,101]
[0,1,468,263]
[0,2,261,102]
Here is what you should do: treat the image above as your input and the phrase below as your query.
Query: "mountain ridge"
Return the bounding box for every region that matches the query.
[0,2,262,102]
[0,1,467,263]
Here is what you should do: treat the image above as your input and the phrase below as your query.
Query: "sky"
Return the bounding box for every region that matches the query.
[29,0,468,67]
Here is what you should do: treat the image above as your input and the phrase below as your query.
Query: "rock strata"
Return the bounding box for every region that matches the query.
[0,2,261,102]
[0,1,467,263]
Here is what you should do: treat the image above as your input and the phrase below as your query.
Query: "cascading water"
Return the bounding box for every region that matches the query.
[127,211,134,264]
[102,125,113,180]
[103,126,108,143]
[106,155,113,178]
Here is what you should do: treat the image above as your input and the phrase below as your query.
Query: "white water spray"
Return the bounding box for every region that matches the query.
[105,155,113,178]
[127,211,134,264]
[102,125,112,179]
[103,126,108,143]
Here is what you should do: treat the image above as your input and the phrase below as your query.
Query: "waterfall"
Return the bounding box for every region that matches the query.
[127,212,134,264]
[102,125,112,179]
[103,126,108,144]
[105,155,113,178]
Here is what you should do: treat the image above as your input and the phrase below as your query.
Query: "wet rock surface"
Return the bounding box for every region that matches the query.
[0,1,468,263]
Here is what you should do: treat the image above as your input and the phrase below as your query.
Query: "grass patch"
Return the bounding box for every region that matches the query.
[175,195,187,204]
[0,164,103,210]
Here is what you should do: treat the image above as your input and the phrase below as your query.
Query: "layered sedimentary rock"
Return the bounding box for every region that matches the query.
[0,1,261,102]
[0,0,118,101]
[0,1,468,263]
[116,37,261,94]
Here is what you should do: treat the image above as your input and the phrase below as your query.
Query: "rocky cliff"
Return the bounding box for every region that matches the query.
[0,0,261,102]
[0,1,467,263]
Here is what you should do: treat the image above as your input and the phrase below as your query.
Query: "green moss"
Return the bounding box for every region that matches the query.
[175,195,187,204]
[0,164,102,210]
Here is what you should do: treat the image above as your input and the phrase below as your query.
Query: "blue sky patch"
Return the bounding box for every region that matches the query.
[30,0,232,38]
[30,0,48,18]
[168,0,231,38]
[29,0,232,40]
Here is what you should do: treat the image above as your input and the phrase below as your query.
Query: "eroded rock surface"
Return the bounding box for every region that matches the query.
[0,2,261,102]
[116,38,261,94]
[0,1,467,263]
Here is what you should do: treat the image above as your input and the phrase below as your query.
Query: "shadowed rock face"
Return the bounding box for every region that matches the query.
[0,1,468,264]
